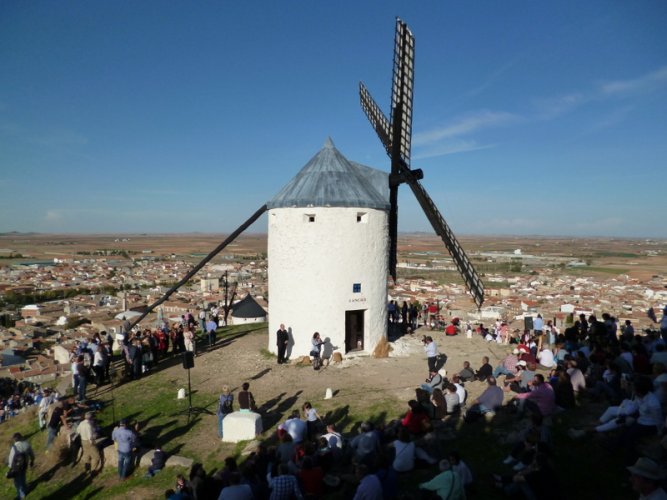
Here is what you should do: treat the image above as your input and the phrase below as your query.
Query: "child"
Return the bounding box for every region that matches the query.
[303,402,322,441]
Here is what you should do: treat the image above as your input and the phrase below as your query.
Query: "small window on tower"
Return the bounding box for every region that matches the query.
[353,283,361,293]
[356,212,368,223]
[304,214,316,223]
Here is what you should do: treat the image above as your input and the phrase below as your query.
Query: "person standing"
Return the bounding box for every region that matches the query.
[184,327,196,356]
[217,385,234,439]
[423,336,438,373]
[198,309,206,334]
[311,332,324,370]
[533,314,545,351]
[37,388,55,430]
[77,411,102,474]
[7,432,34,499]
[46,396,73,450]
[276,324,289,364]
[206,316,217,348]
[112,419,136,480]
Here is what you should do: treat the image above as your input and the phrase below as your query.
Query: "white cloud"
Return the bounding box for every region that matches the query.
[413,139,495,159]
[532,93,588,120]
[413,111,519,146]
[600,66,667,96]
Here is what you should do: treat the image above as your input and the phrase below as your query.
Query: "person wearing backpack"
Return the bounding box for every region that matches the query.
[7,432,34,499]
[217,385,234,439]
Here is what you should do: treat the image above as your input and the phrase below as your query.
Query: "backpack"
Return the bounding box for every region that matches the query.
[8,446,27,477]
[219,394,233,415]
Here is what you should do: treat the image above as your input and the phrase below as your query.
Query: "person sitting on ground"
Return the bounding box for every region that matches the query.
[493,452,560,500]
[467,377,504,419]
[269,463,302,499]
[458,361,475,382]
[512,374,556,417]
[237,382,256,412]
[218,471,254,500]
[537,346,556,369]
[550,368,576,410]
[401,400,431,435]
[350,422,381,466]
[569,376,663,443]
[627,457,667,499]
[391,426,437,473]
[451,375,467,406]
[297,456,323,498]
[275,433,295,465]
[444,384,461,415]
[449,450,473,490]
[421,369,446,393]
[476,356,493,382]
[352,463,383,500]
[416,387,436,420]
[419,459,465,500]
[431,388,447,420]
[145,445,167,478]
[504,361,534,394]
[493,350,520,379]
[321,423,343,451]
[566,359,586,397]
[502,414,551,472]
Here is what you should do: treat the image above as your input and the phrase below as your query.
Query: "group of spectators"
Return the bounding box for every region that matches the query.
[0,379,42,423]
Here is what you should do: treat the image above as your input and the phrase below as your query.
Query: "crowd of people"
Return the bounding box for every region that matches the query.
[6,304,667,499]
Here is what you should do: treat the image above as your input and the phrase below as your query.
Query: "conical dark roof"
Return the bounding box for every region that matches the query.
[267,138,389,210]
[231,293,267,318]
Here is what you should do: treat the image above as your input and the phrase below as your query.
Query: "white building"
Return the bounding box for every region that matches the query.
[267,139,389,357]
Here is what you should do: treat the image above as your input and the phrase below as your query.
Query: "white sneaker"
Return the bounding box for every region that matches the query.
[502,455,516,465]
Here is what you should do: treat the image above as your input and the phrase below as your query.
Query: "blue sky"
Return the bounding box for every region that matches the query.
[1,1,666,237]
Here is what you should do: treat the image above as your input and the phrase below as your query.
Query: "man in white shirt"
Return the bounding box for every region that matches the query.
[282,410,307,444]
[537,347,556,369]
[423,336,438,373]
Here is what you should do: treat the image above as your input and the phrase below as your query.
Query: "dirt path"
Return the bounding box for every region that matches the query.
[171,325,515,457]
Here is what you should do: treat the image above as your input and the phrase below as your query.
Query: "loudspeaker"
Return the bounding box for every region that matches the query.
[524,316,534,331]
[182,351,195,369]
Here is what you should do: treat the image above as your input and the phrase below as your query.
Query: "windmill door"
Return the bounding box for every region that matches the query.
[345,310,365,353]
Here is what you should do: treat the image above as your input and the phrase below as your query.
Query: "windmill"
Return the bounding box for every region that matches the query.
[359,18,485,309]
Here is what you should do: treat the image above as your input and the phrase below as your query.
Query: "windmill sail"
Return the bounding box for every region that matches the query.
[405,179,485,309]
[359,17,485,308]
[128,204,268,330]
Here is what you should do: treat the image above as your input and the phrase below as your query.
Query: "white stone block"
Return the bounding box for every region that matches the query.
[324,388,333,400]
[177,388,186,400]
[222,412,263,443]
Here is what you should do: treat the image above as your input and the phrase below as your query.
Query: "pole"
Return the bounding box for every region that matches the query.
[187,366,192,424]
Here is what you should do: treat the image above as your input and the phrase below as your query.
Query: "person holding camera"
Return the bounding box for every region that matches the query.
[423,336,438,373]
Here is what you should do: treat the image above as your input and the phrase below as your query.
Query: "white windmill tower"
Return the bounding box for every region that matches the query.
[125,19,484,356]
[267,138,390,357]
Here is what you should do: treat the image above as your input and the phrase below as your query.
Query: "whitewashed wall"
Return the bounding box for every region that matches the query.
[268,206,388,357]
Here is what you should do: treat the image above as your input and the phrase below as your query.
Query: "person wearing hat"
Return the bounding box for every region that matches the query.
[505,361,535,394]
[217,385,234,439]
[627,456,667,498]
[112,419,137,480]
[77,411,101,474]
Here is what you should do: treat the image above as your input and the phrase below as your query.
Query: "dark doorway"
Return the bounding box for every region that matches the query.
[345,310,365,353]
